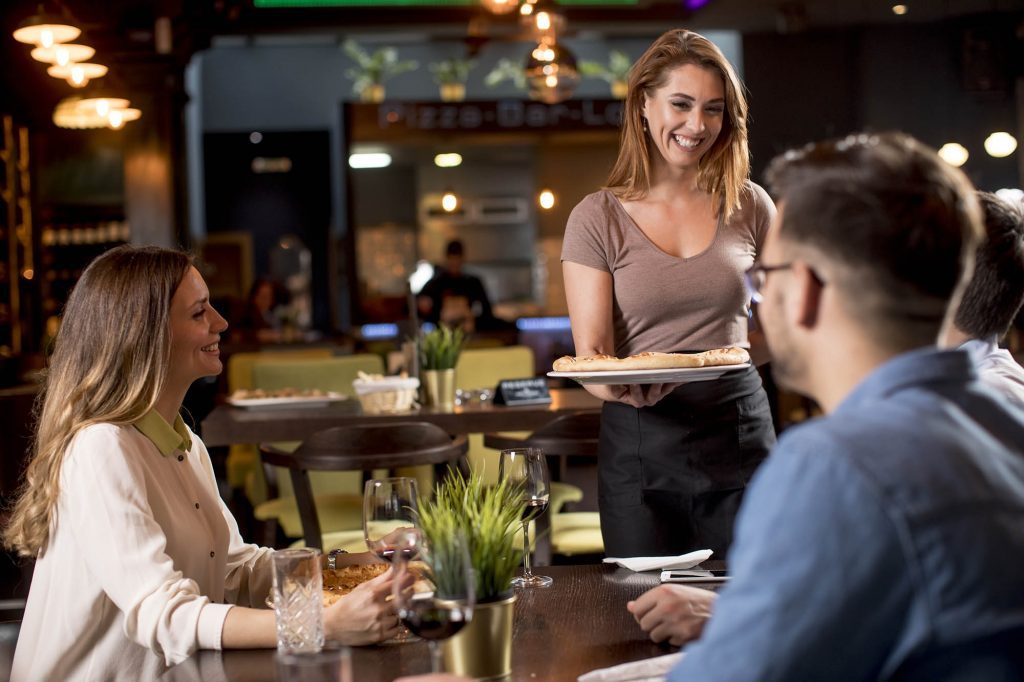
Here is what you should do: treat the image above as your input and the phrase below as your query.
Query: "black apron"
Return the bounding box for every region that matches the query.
[598,364,776,557]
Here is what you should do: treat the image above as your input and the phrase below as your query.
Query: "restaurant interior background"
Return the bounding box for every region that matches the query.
[1,0,1023,629]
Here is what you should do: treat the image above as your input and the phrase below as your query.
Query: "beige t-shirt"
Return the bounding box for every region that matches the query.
[561,183,775,357]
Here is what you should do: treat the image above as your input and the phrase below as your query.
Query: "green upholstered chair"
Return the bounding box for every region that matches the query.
[453,346,535,484]
[484,411,604,561]
[223,348,335,492]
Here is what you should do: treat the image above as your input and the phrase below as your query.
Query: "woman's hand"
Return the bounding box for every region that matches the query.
[627,584,717,646]
[583,382,681,408]
[323,567,412,645]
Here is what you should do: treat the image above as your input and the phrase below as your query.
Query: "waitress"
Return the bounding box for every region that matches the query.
[562,29,776,557]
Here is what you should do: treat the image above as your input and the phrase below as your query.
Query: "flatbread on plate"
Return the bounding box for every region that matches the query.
[552,347,749,373]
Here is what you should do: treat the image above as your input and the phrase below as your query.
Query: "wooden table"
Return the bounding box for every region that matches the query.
[200,388,601,447]
[174,564,716,681]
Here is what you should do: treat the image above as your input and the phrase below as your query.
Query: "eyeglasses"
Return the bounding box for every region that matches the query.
[744,263,792,304]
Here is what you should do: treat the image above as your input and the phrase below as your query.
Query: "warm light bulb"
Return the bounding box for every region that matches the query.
[892,4,908,15]
[937,142,969,167]
[538,189,555,210]
[546,74,558,87]
[55,46,70,65]
[70,65,86,86]
[984,132,1018,158]
[481,0,518,15]
[108,110,125,129]
[520,3,534,15]
[40,29,54,48]
[95,99,110,117]
[441,192,458,212]
[536,11,551,31]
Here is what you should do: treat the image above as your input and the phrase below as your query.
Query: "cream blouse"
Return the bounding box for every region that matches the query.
[12,412,275,681]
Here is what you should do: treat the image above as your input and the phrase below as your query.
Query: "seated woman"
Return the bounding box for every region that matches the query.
[4,246,400,681]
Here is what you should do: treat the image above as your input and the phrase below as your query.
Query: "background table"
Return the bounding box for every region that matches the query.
[200,388,601,447]
[173,563,722,681]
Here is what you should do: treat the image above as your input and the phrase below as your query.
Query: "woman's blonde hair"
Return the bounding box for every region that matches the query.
[3,246,191,558]
[606,29,751,222]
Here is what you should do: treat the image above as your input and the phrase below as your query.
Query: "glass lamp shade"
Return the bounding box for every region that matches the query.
[481,0,519,15]
[47,62,108,87]
[30,43,94,65]
[13,13,80,47]
[524,40,580,104]
[53,96,140,130]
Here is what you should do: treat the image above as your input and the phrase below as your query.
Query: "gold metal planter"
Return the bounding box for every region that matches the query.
[442,593,515,680]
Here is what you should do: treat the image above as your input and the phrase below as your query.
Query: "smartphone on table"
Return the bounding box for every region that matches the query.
[660,569,730,584]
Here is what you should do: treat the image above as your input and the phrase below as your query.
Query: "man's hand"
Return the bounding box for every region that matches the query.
[323,567,412,645]
[583,382,681,408]
[627,584,717,646]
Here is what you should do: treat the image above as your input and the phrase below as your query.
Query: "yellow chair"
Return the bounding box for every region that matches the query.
[224,349,334,491]
[454,346,535,484]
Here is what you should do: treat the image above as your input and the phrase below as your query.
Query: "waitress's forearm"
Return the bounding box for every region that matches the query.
[221,606,277,649]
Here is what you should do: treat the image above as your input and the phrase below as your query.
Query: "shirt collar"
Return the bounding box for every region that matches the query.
[958,336,1000,365]
[134,410,192,457]
[835,346,977,414]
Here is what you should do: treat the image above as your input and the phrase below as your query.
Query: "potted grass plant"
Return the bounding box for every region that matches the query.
[416,468,524,679]
[342,39,419,103]
[429,58,474,102]
[418,325,465,410]
[579,49,633,99]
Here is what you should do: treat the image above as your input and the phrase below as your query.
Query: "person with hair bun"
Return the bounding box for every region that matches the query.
[5,246,400,681]
[561,29,776,557]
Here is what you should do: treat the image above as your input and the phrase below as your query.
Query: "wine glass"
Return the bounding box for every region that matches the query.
[363,477,422,563]
[394,532,474,673]
[499,447,553,588]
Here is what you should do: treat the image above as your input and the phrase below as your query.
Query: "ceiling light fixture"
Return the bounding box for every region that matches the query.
[434,153,463,168]
[525,39,580,104]
[538,189,556,210]
[52,95,141,130]
[12,7,80,47]
[47,62,108,88]
[348,152,392,169]
[984,132,1018,158]
[482,0,519,14]
[523,0,565,39]
[30,42,94,65]
[891,4,908,16]
[441,191,459,212]
[937,142,968,167]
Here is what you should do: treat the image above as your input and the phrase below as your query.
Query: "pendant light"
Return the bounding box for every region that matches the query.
[46,62,108,88]
[30,43,94,65]
[525,39,580,104]
[12,5,80,47]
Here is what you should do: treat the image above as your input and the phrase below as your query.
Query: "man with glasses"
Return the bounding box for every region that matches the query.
[628,133,1024,679]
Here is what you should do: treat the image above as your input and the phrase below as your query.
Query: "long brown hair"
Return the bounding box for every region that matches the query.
[606,29,750,222]
[3,246,191,558]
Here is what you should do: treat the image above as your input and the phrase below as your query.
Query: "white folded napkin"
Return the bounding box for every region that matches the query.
[603,549,713,572]
[578,653,683,682]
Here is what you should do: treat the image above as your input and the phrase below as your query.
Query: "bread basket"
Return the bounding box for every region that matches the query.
[352,375,420,414]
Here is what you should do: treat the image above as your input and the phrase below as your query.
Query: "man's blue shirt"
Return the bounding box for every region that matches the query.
[670,348,1024,681]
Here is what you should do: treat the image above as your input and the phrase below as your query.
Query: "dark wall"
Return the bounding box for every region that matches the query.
[744,15,1021,191]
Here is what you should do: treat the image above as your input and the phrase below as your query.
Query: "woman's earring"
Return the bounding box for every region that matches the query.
[641,117,649,132]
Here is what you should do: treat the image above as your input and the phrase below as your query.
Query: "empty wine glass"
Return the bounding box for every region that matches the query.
[363,477,422,563]
[499,447,553,588]
[394,532,474,673]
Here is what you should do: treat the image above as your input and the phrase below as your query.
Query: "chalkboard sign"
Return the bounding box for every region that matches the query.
[493,378,552,406]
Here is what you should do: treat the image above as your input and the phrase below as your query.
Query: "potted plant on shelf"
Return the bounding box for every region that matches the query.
[342,39,419,103]
[579,49,633,99]
[429,58,474,102]
[417,468,524,679]
[484,57,528,92]
[418,325,465,410]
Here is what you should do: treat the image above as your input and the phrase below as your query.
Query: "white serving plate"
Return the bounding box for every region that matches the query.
[547,363,750,385]
[226,393,345,410]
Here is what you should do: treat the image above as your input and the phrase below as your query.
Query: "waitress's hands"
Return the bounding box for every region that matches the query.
[583,382,681,408]
[628,584,717,646]
[323,567,413,645]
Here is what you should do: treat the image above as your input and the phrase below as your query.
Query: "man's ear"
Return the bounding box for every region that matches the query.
[792,261,824,330]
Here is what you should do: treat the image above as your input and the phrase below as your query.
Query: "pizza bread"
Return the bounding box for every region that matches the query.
[552,347,749,372]
[322,562,390,607]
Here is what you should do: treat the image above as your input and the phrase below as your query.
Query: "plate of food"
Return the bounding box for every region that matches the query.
[548,347,751,385]
[227,387,346,409]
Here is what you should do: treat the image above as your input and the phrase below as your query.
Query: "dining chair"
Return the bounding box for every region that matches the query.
[484,410,604,563]
[223,348,335,495]
[259,422,468,550]
[454,345,536,484]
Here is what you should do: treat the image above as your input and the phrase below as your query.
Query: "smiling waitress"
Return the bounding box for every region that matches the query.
[562,29,777,557]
